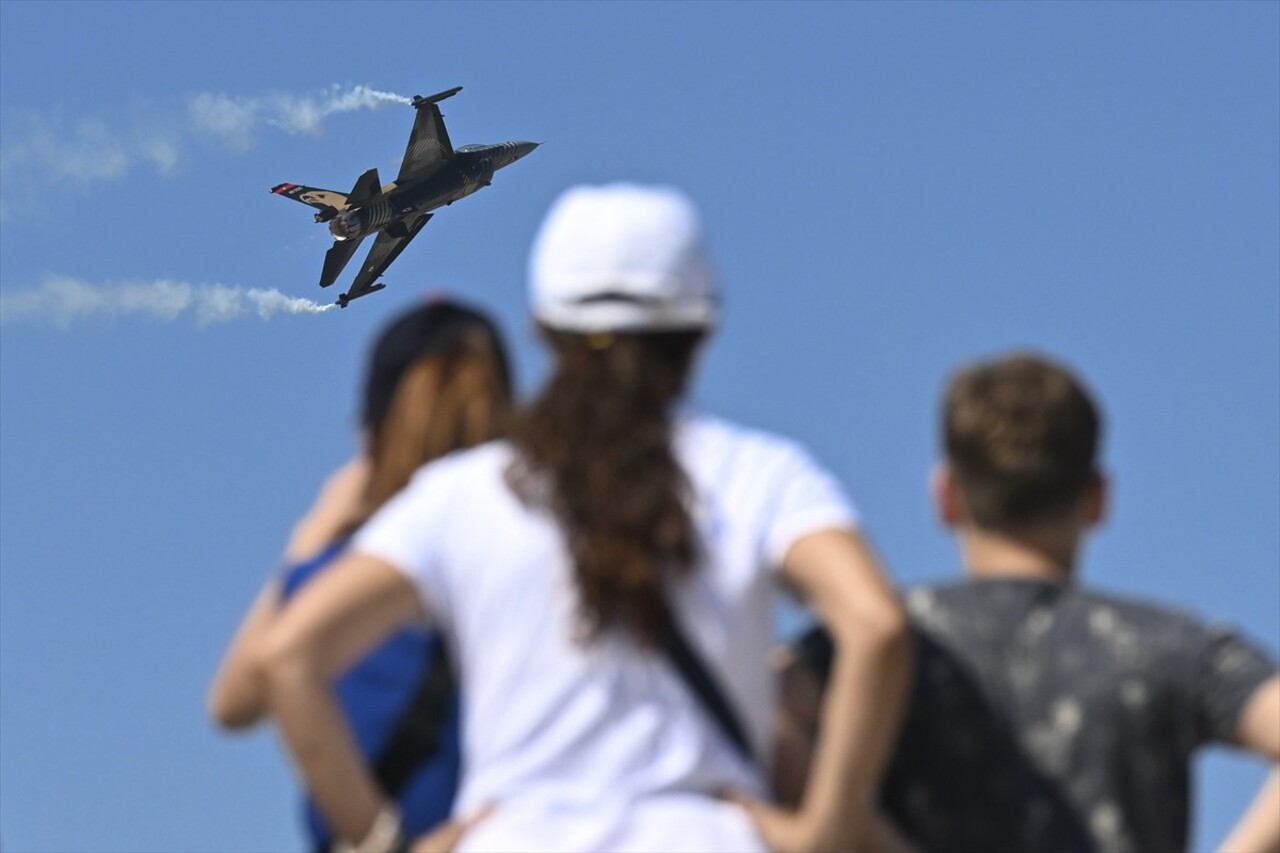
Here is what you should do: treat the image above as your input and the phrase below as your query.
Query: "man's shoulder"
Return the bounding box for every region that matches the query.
[904,578,1208,625]
[901,578,985,616]
[1068,584,1215,634]
[904,577,1247,663]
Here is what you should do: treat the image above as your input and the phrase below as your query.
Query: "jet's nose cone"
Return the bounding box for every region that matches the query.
[513,141,540,161]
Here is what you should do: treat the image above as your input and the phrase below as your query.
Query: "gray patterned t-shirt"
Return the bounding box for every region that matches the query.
[799,578,1277,853]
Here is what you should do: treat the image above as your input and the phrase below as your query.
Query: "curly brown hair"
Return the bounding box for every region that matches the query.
[944,352,1101,529]
[508,328,705,647]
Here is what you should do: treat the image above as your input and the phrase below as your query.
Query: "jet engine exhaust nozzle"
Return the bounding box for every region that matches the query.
[329,212,361,241]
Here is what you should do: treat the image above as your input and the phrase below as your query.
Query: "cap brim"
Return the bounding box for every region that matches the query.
[533,299,718,333]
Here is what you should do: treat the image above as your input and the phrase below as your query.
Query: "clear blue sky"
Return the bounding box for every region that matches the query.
[1,2,1276,850]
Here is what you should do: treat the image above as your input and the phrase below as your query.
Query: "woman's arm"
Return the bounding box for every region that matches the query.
[207,579,280,730]
[1219,677,1280,853]
[738,529,912,853]
[209,458,372,730]
[283,456,372,563]
[260,552,427,845]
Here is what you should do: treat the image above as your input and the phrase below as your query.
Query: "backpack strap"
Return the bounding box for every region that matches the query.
[663,618,757,766]
[371,636,456,797]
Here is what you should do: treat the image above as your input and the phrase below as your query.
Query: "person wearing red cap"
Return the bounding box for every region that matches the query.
[208,298,512,852]
[260,184,911,853]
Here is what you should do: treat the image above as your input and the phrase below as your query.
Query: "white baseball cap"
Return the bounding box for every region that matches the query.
[529,183,720,332]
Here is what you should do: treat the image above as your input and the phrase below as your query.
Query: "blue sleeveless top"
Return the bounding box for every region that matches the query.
[279,540,461,850]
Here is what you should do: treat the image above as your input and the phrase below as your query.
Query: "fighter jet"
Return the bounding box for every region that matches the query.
[270,86,538,307]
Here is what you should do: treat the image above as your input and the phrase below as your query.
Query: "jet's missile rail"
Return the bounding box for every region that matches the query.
[411,87,462,109]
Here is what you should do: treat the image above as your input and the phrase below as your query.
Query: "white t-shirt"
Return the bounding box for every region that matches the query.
[354,413,859,852]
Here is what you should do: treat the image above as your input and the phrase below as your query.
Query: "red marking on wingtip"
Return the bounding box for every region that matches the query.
[272,183,297,194]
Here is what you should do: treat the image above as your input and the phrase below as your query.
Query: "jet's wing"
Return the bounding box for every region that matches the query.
[320,235,367,289]
[397,90,460,184]
[342,214,433,301]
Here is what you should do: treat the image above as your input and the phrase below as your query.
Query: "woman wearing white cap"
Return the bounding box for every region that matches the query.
[261,184,910,853]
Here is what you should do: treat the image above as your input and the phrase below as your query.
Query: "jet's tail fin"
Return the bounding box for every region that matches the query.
[346,168,383,208]
[411,87,462,110]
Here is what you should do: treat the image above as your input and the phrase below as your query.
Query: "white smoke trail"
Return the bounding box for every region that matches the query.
[189,84,411,150]
[0,275,335,328]
[0,84,411,192]
[0,115,134,185]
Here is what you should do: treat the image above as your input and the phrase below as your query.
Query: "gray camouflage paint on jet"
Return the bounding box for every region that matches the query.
[271,87,538,307]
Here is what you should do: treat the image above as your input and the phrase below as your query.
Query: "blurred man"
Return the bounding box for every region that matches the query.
[792,352,1279,853]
